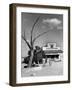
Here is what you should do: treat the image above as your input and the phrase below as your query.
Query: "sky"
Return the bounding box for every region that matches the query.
[21,12,63,57]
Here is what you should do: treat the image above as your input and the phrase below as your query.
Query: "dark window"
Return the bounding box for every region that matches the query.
[51,44,54,48]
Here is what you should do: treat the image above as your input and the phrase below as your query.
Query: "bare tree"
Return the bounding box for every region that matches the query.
[22,16,49,67]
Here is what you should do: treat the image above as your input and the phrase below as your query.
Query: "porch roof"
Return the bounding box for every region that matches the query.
[44,50,63,54]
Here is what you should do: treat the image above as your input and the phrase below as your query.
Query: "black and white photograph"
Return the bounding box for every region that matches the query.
[9,4,70,86]
[21,13,63,77]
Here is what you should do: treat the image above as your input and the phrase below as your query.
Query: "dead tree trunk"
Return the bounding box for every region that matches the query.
[28,49,34,67]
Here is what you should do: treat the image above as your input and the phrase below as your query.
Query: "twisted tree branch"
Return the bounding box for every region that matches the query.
[33,31,49,44]
[22,30,32,50]
[30,16,40,46]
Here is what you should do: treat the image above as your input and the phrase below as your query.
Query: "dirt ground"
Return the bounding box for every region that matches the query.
[21,59,63,77]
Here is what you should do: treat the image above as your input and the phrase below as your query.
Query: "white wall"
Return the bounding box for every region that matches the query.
[0,0,72,90]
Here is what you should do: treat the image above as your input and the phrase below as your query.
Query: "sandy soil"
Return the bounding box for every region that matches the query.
[21,60,63,77]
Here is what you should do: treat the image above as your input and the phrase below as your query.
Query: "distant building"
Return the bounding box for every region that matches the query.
[42,43,63,61]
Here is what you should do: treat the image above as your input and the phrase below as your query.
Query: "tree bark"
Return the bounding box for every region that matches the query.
[28,49,34,67]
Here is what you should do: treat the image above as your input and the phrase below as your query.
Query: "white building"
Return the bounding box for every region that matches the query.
[42,43,63,61]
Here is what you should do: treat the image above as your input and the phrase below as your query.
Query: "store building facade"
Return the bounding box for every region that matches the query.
[42,43,63,62]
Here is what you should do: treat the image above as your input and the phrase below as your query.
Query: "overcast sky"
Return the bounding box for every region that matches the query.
[21,12,63,57]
